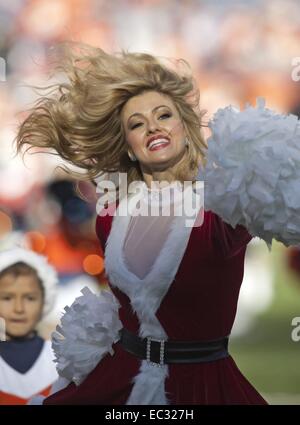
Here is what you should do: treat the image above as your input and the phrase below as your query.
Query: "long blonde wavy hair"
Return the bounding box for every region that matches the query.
[15,43,208,195]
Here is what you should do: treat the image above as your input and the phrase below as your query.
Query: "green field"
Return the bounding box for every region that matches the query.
[230,242,300,404]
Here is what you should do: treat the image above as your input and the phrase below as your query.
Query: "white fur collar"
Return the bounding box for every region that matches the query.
[104,188,199,404]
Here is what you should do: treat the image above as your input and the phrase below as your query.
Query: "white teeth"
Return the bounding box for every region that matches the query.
[148,138,170,150]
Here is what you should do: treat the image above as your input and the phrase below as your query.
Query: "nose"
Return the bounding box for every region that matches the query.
[14,297,25,314]
[146,118,160,134]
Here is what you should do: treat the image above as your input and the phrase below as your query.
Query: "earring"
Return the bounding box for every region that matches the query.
[185,138,190,147]
[128,151,137,162]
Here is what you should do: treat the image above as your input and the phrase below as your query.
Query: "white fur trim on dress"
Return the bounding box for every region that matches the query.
[0,247,57,316]
[198,98,300,249]
[51,287,122,386]
[104,187,199,404]
[27,395,46,405]
[27,377,71,404]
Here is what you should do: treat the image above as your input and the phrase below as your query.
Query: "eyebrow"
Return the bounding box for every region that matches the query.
[127,105,171,124]
[0,291,40,295]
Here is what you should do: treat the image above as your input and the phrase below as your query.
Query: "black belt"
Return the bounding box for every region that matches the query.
[119,328,229,365]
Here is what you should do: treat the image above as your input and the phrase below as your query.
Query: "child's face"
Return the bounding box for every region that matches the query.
[0,273,44,339]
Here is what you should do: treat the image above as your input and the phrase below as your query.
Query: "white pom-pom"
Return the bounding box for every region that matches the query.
[199,98,300,249]
[52,287,122,386]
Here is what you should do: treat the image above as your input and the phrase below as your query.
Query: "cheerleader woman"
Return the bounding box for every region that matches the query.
[15,44,300,404]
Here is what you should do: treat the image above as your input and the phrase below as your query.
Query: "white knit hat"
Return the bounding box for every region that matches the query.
[0,247,58,317]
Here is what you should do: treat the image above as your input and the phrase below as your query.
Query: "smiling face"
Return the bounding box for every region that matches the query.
[0,273,44,340]
[121,91,188,174]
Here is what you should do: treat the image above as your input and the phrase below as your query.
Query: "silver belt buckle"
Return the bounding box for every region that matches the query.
[146,337,165,367]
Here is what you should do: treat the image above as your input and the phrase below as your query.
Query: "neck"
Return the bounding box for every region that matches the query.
[142,169,197,190]
[140,148,200,189]
[5,331,37,342]
[142,172,176,189]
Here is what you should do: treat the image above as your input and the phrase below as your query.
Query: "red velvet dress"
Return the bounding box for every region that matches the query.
[44,203,268,405]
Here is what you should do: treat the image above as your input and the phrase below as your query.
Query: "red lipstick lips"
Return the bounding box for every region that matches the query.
[146,134,170,148]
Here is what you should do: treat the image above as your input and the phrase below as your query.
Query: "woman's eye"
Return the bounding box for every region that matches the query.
[159,113,171,119]
[130,113,171,130]
[0,297,12,301]
[131,122,142,130]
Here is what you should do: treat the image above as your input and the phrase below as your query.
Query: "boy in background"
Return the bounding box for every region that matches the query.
[0,248,58,404]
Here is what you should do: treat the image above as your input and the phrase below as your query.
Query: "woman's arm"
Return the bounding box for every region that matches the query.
[209,211,253,258]
[199,98,300,250]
